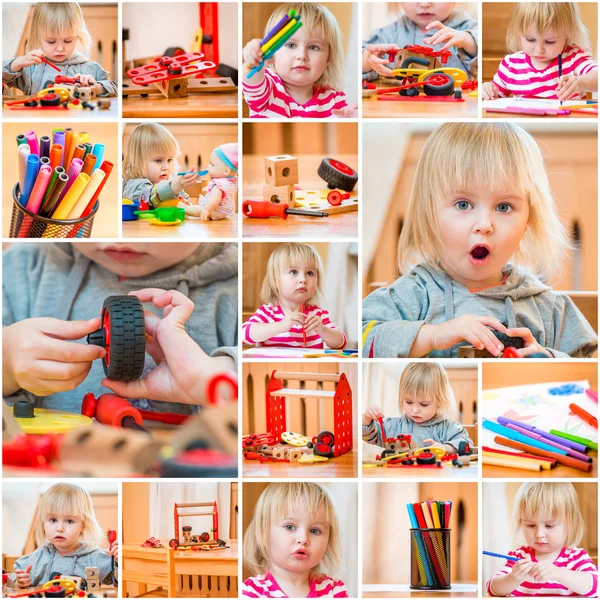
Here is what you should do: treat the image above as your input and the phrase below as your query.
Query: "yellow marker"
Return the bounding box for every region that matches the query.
[261,18,298,54]
[51,172,90,220]
[67,168,105,219]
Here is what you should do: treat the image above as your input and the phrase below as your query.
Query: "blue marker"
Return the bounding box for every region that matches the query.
[483,551,520,562]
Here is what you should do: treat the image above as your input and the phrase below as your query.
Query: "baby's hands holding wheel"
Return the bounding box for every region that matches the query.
[101,289,234,405]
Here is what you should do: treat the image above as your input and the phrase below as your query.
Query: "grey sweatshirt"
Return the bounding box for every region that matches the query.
[3,243,238,414]
[10,542,113,587]
[3,51,117,96]
[362,263,598,358]
[362,11,478,80]
[363,414,472,451]
[122,177,185,208]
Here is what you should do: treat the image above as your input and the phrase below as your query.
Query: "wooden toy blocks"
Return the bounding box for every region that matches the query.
[263,184,296,208]
[264,155,299,186]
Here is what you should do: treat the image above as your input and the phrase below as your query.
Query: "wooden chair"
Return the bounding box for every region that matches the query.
[122,547,176,598]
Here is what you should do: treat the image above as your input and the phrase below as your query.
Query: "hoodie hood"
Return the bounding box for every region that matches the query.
[45,51,91,67]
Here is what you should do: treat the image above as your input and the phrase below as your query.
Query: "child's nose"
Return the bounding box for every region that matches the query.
[473,214,493,234]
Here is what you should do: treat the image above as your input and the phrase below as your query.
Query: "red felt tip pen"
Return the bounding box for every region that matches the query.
[570,403,598,429]
[301,303,306,345]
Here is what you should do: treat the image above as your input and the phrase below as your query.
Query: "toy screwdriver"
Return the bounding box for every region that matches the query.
[242,200,328,219]
[108,529,117,571]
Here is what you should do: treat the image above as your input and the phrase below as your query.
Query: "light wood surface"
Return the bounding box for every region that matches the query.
[2,103,119,119]
[242,154,359,238]
[363,92,478,118]
[484,108,598,119]
[363,585,479,598]
[362,462,479,478]
[122,92,238,119]
[3,122,119,238]
[243,446,357,478]
[123,215,238,239]
[482,451,598,478]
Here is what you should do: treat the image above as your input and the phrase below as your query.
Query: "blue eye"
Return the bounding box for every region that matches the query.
[284,524,295,531]
[456,200,471,211]
[311,528,322,535]
[496,203,513,213]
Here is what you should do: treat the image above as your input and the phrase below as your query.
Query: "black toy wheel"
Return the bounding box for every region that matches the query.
[40,93,61,106]
[200,532,210,542]
[423,72,455,96]
[458,441,471,456]
[317,158,358,192]
[169,538,179,548]
[416,452,437,465]
[314,442,334,458]
[401,458,414,465]
[215,63,238,86]
[493,330,525,349]
[44,586,66,598]
[317,431,335,446]
[87,296,145,381]
[164,47,186,57]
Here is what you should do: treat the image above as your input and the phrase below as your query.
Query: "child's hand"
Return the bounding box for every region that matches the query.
[304,313,325,335]
[362,44,400,77]
[528,561,558,583]
[75,74,97,87]
[243,39,264,70]
[15,565,33,588]
[362,405,384,426]
[557,73,582,101]
[482,81,500,100]
[421,439,444,449]
[422,316,509,357]
[108,539,119,558]
[22,49,45,68]
[423,22,472,51]
[280,311,306,332]
[332,103,359,118]
[175,172,200,192]
[510,557,535,583]
[101,289,234,405]
[503,327,552,358]
[3,318,106,397]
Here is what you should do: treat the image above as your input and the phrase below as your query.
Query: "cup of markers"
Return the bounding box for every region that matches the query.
[11,129,113,238]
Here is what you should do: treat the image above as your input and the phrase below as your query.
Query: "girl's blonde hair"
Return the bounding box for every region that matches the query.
[244,483,342,579]
[397,123,569,283]
[123,123,181,180]
[513,482,584,547]
[261,242,325,305]
[265,3,344,89]
[27,3,93,57]
[507,3,591,54]
[398,362,457,420]
[35,483,104,548]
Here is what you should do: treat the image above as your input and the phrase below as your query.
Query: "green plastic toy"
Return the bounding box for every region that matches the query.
[135,207,186,223]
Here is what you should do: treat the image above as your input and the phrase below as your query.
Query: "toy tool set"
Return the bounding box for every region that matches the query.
[243,155,358,220]
[166,502,229,550]
[407,501,452,590]
[243,370,352,465]
[11,128,112,238]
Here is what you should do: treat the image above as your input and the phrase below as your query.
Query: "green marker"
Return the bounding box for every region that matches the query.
[550,429,598,451]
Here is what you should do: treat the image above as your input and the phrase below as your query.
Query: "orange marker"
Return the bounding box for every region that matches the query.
[49,144,63,170]
[570,403,598,429]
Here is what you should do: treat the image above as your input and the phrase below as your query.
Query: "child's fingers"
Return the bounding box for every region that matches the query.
[42,317,102,340]
[424,20,443,31]
[504,327,534,344]
[474,316,508,333]
[47,338,106,363]
[31,359,94,382]
[102,377,152,402]
[29,368,92,396]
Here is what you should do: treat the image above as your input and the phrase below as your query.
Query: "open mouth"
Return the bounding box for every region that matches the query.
[294,550,308,559]
[470,245,490,260]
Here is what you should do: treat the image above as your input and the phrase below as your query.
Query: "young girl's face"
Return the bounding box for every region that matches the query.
[403,396,438,423]
[519,27,567,66]
[40,32,78,62]
[272,26,330,88]
[146,155,175,184]
[44,513,83,554]
[437,185,530,289]
[279,262,318,305]
[270,505,330,575]
[521,510,568,557]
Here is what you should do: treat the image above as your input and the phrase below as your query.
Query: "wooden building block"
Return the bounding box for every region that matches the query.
[264,155,299,186]
[263,184,295,208]
[154,76,188,99]
[76,86,96,101]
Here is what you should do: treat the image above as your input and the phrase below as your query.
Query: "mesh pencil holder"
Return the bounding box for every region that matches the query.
[11,183,98,238]
[410,528,451,590]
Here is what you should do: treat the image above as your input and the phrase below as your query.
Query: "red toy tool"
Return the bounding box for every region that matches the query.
[377,416,387,444]
[108,529,117,571]
[327,190,350,206]
[127,52,214,85]
[40,55,61,72]
[242,200,328,219]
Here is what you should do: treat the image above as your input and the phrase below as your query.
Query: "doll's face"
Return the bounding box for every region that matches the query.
[402,3,455,28]
[521,510,568,557]
[73,243,201,277]
[519,27,567,66]
[207,151,233,178]
[44,513,83,555]
[40,32,78,62]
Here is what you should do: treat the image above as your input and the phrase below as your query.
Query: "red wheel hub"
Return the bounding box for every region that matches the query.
[103,309,111,366]
[426,75,450,86]
[327,190,342,206]
[328,159,355,176]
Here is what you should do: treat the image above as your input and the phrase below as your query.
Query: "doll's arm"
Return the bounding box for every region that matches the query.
[202,184,224,214]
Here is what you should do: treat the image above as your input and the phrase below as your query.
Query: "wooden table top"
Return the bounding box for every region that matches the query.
[483,450,597,478]
[123,215,238,239]
[363,583,479,598]
[242,154,358,239]
[363,89,478,118]
[243,446,358,478]
[484,108,597,119]
[362,461,479,478]
[122,92,238,118]
[2,101,119,120]
[125,539,238,562]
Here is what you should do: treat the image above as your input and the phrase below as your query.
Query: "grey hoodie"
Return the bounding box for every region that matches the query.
[363,414,472,451]
[122,177,185,208]
[3,51,117,96]
[362,11,478,80]
[10,542,113,587]
[3,243,238,414]
[362,263,598,358]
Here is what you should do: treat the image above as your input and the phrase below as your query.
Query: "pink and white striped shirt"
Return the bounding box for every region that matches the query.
[242,68,348,118]
[242,573,349,597]
[206,176,237,217]
[242,304,347,349]
[492,46,598,99]
[486,546,598,597]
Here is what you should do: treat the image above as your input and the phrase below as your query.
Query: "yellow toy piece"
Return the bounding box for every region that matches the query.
[298,453,329,463]
[381,451,408,463]
[281,431,309,447]
[37,87,71,102]
[16,409,92,434]
[42,579,77,594]
[390,67,467,87]
[122,198,134,205]
[148,219,182,226]
[414,446,446,459]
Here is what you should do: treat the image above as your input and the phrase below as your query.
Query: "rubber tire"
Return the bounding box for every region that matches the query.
[44,586,66,598]
[458,441,471,456]
[40,93,61,106]
[314,443,334,458]
[164,47,186,57]
[215,63,239,86]
[200,532,210,542]
[102,296,146,381]
[423,72,455,96]
[416,452,437,465]
[317,158,358,192]
[493,330,525,349]
[317,430,335,446]
[169,538,179,548]
[401,458,414,465]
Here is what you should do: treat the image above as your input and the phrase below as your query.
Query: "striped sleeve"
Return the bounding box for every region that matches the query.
[491,57,512,97]
[313,577,349,597]
[242,70,277,114]
[242,305,275,345]
[486,547,530,596]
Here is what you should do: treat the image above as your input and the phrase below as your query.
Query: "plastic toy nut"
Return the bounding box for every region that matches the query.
[280,431,309,447]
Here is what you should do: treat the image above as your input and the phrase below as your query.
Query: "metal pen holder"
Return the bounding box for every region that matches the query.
[410,528,451,590]
[11,183,98,238]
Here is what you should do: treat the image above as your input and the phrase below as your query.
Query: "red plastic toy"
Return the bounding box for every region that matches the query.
[127,52,215,85]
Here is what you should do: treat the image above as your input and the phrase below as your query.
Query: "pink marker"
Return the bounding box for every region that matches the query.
[19,165,53,237]
[586,389,598,403]
[25,130,39,156]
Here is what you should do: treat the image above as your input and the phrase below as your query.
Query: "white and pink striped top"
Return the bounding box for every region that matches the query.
[242,304,347,349]
[206,177,237,217]
[492,46,598,99]
[242,573,349,598]
[242,68,348,118]
[486,546,598,597]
